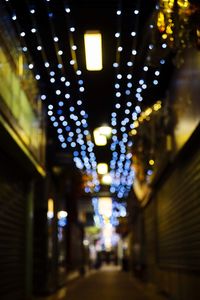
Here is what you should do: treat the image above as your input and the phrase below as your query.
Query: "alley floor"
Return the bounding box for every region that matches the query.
[55,265,166,300]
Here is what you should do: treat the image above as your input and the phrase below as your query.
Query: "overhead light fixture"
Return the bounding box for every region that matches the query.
[57,210,68,219]
[101,174,112,185]
[84,31,103,71]
[97,163,108,175]
[98,197,112,218]
[99,126,112,137]
[93,126,112,146]
[94,128,107,146]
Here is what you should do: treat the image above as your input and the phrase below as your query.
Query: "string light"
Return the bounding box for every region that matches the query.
[5,0,168,198]
[109,4,141,198]
[7,0,100,189]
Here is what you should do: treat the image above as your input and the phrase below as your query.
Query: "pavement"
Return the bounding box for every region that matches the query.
[43,264,167,300]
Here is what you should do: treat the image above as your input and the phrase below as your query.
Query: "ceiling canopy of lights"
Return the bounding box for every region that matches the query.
[4,0,184,199]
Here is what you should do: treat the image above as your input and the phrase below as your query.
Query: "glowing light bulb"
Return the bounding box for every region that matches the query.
[76,70,81,75]
[65,93,70,99]
[56,90,61,95]
[116,92,121,97]
[116,103,121,109]
[65,81,70,86]
[35,74,40,80]
[41,95,46,100]
[113,62,119,68]
[162,43,167,49]
[153,80,158,85]
[28,64,34,69]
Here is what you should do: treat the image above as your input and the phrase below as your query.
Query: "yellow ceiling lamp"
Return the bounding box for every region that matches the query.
[101,173,112,185]
[97,163,108,175]
[57,210,68,219]
[93,128,107,146]
[93,126,112,146]
[84,31,103,71]
[99,126,112,137]
[98,197,112,218]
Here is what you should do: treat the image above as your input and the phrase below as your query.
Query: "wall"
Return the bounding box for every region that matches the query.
[0,5,46,299]
[135,47,200,299]
[0,149,33,300]
[142,126,200,300]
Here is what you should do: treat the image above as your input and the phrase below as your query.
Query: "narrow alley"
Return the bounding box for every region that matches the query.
[0,1,200,300]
